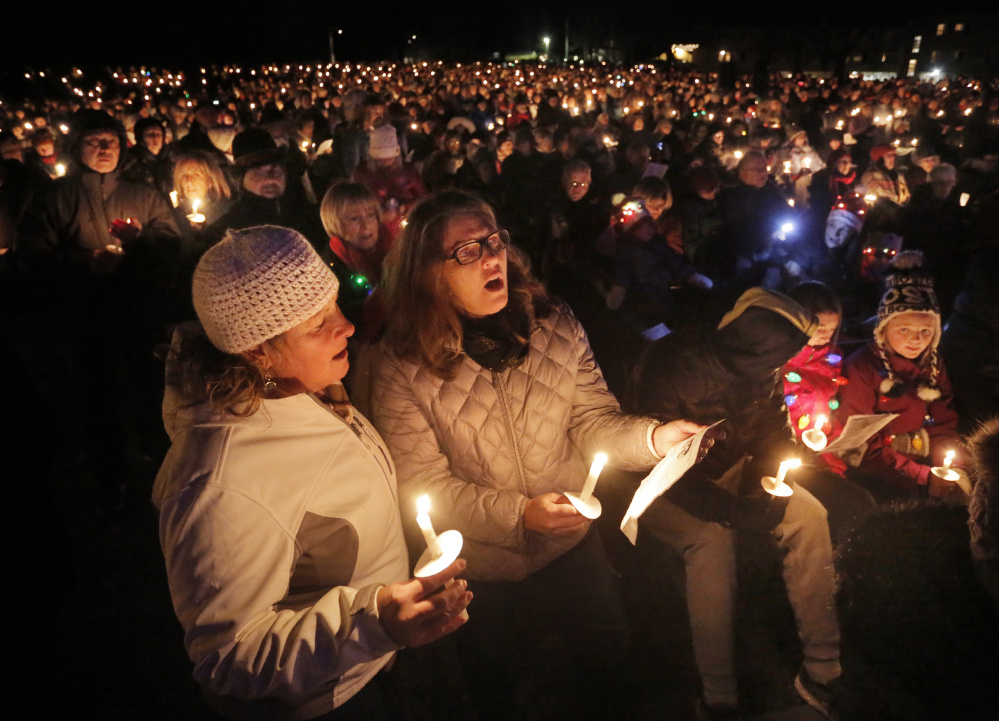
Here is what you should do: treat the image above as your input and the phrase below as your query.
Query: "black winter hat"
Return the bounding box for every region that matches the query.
[232,127,284,168]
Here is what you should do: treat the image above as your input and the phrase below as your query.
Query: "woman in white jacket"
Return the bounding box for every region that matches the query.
[153,225,471,721]
[369,191,709,719]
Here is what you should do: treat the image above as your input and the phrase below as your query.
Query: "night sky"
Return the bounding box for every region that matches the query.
[3,0,989,71]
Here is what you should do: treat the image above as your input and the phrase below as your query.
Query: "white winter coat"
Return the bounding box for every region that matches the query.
[153,374,409,720]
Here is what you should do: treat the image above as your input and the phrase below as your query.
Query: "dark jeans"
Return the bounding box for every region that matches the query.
[455,529,630,721]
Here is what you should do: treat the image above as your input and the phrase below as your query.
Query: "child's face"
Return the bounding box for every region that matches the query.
[808,311,840,347]
[884,312,936,360]
[645,197,668,220]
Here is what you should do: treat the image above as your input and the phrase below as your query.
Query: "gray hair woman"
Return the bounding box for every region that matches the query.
[153,225,470,720]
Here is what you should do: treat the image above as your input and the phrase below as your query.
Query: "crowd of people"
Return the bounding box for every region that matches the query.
[4,59,999,721]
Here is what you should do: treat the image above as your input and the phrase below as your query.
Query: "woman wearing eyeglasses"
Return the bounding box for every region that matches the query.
[369,190,710,719]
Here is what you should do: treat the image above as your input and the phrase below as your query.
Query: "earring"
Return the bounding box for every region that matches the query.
[263,370,277,394]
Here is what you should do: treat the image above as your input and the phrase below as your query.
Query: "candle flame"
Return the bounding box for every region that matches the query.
[815,415,826,431]
[192,198,201,214]
[593,452,608,470]
[417,494,431,515]
[944,450,955,466]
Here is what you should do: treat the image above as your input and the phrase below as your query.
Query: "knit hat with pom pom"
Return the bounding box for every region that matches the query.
[873,250,942,400]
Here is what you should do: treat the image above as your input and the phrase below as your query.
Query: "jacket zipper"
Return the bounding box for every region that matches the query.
[493,371,534,556]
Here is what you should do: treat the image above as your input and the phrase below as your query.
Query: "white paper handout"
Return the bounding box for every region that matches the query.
[821,413,898,455]
[620,420,724,545]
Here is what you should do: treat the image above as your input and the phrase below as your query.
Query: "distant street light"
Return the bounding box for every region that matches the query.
[543,36,550,59]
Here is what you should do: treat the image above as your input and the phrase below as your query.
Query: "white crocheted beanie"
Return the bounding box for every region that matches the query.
[193,225,338,353]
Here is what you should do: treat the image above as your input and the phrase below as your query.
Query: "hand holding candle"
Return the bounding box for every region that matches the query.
[413,494,469,623]
[563,452,608,519]
[187,198,206,224]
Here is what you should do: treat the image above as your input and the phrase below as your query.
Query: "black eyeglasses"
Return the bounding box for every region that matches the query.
[446,229,511,265]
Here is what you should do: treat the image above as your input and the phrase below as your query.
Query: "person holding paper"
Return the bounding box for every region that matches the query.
[627,287,842,719]
[838,251,967,502]
[368,190,708,720]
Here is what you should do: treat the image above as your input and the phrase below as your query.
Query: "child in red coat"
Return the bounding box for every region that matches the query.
[837,252,967,502]
[783,281,849,474]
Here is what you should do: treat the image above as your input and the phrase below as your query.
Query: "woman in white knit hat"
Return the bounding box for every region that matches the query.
[152,225,471,721]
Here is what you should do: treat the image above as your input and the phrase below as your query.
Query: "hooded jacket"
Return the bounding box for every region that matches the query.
[627,288,816,526]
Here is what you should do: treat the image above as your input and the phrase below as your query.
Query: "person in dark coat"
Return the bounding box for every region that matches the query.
[625,288,841,719]
[718,151,796,291]
[16,109,183,511]
[203,128,327,252]
[120,117,174,201]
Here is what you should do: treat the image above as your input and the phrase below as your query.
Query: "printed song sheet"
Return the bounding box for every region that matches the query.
[821,413,898,455]
[621,421,724,544]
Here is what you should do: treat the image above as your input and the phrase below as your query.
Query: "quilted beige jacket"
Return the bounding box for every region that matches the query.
[370,307,661,581]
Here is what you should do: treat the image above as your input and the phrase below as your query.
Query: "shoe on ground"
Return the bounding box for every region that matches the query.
[794,667,835,718]
[695,698,742,721]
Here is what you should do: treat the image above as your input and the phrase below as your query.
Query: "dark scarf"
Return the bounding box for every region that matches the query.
[460,305,532,372]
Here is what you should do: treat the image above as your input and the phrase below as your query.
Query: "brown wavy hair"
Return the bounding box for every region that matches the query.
[166,327,270,418]
[381,190,551,380]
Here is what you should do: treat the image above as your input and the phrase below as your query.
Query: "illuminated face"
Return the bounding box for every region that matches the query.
[881,152,896,170]
[80,131,120,174]
[808,312,840,347]
[258,297,354,394]
[142,126,164,155]
[564,170,591,202]
[739,157,768,188]
[243,163,286,199]
[180,171,209,201]
[340,202,380,250]
[497,139,514,163]
[645,198,669,220]
[917,155,940,174]
[835,156,853,175]
[441,214,508,319]
[884,312,937,360]
[35,139,56,158]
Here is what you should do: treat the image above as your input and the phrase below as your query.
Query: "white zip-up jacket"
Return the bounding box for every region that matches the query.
[153,375,409,720]
[370,306,661,582]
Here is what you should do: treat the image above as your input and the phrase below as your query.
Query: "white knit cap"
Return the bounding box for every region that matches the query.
[193,225,339,353]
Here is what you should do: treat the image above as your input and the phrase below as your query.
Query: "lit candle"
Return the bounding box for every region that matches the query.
[777,458,801,484]
[734,150,743,160]
[802,416,828,451]
[416,494,442,558]
[187,198,206,224]
[802,156,812,169]
[55,163,66,177]
[959,193,970,207]
[783,160,792,174]
[169,190,179,207]
[580,453,608,503]
[942,450,954,473]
